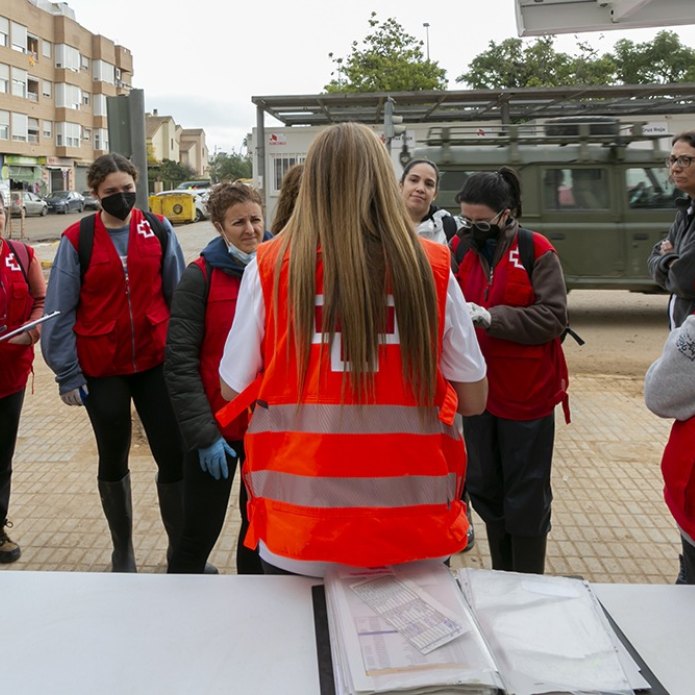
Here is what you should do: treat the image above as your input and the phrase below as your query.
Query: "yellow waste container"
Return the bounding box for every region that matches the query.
[148,193,196,224]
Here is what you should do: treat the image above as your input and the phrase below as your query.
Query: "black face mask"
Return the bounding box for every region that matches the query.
[471,223,502,248]
[100,192,136,221]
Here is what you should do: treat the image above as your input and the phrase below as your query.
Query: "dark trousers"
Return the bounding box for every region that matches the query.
[170,444,262,574]
[0,389,25,526]
[678,535,695,585]
[463,411,554,537]
[84,365,183,483]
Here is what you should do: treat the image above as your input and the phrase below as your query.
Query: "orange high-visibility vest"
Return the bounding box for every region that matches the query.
[241,238,469,567]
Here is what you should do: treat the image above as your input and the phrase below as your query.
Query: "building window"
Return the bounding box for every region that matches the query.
[27,34,38,61]
[0,17,8,48]
[11,67,27,99]
[93,93,106,116]
[42,39,51,58]
[272,154,306,193]
[10,22,27,54]
[42,80,52,98]
[80,54,89,71]
[27,77,39,102]
[55,44,80,71]
[93,60,115,85]
[56,121,80,148]
[0,110,9,140]
[82,91,90,107]
[28,117,39,143]
[0,64,8,94]
[82,126,91,144]
[11,112,28,142]
[95,128,108,151]
[42,120,52,139]
[56,83,82,110]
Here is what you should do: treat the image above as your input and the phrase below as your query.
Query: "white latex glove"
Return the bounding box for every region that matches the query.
[467,302,491,329]
[61,385,89,407]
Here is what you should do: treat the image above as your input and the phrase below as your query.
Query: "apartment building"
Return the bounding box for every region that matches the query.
[0,0,132,200]
[146,110,208,178]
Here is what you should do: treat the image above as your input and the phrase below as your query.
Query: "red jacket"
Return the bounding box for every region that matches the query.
[63,209,170,377]
[239,239,469,567]
[193,258,248,441]
[0,240,35,398]
[455,231,568,420]
[660,417,695,540]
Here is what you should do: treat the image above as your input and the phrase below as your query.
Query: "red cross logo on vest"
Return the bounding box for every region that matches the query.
[5,254,21,273]
[312,295,399,372]
[137,219,155,239]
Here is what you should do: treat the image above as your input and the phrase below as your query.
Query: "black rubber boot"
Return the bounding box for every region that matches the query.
[486,523,513,571]
[511,534,547,574]
[156,479,218,574]
[98,474,137,573]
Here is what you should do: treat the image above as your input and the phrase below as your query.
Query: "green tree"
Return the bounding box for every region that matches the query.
[208,151,252,182]
[148,159,195,192]
[459,36,614,89]
[325,12,447,93]
[612,31,695,84]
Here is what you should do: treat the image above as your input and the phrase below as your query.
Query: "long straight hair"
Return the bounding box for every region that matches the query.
[272,122,438,404]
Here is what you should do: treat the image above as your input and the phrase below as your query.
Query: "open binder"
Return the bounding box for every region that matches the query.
[312,564,666,695]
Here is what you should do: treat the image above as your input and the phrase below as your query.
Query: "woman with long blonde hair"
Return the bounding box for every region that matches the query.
[220,122,487,576]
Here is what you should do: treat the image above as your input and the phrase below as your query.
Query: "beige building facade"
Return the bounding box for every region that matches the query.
[147,110,208,178]
[0,0,132,199]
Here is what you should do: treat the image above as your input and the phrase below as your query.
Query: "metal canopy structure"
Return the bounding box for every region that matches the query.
[251,84,695,203]
[252,84,695,128]
[515,0,695,36]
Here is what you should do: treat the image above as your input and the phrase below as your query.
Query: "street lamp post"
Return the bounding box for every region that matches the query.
[423,22,430,61]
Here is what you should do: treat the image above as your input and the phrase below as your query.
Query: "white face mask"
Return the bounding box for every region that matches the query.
[226,239,256,266]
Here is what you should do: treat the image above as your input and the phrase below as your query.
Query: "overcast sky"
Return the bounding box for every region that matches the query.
[63,0,695,154]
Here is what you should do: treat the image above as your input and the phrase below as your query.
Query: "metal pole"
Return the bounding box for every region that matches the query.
[256,104,267,211]
[128,88,149,212]
[423,23,430,61]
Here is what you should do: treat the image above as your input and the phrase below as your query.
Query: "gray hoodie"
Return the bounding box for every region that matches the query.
[644,315,695,421]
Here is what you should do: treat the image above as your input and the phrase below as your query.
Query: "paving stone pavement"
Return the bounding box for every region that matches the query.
[1,349,679,583]
[3,226,681,582]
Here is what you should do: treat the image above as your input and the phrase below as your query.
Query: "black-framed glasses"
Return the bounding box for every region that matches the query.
[665,155,695,168]
[459,209,505,232]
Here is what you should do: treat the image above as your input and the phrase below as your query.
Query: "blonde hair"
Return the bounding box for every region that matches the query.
[271,163,303,235]
[273,122,438,404]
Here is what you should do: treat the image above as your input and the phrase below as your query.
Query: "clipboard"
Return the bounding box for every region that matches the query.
[0,311,60,343]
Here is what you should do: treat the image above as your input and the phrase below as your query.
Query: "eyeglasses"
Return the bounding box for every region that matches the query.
[459,209,505,232]
[665,155,695,169]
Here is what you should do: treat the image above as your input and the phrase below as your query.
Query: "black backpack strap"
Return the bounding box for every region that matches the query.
[6,240,30,284]
[78,214,98,282]
[442,215,458,242]
[517,227,535,279]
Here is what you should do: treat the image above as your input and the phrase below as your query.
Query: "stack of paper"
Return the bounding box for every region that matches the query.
[324,562,505,695]
[323,564,645,695]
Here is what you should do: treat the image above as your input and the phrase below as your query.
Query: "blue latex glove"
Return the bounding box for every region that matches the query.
[197,437,237,481]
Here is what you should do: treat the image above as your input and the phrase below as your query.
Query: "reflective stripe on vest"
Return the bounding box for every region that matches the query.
[248,402,459,438]
[247,469,458,508]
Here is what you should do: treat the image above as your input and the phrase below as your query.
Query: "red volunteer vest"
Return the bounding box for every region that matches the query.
[63,209,170,377]
[239,239,469,567]
[193,258,248,441]
[455,231,568,420]
[0,240,35,398]
[660,417,695,540]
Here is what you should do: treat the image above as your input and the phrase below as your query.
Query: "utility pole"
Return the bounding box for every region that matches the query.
[423,22,430,61]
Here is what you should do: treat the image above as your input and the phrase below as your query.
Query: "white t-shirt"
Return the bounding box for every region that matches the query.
[219,257,486,576]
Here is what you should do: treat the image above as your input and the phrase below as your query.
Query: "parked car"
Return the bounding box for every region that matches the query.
[46,190,84,214]
[81,191,100,210]
[154,190,209,222]
[10,191,48,217]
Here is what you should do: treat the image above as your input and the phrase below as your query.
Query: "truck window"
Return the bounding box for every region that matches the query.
[544,168,610,210]
[626,167,678,209]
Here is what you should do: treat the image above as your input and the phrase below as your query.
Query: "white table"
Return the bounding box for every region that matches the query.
[2,571,694,694]
[594,583,695,695]
[1,572,320,695]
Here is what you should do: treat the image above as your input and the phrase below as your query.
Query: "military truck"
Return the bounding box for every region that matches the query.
[411,118,677,291]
